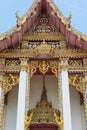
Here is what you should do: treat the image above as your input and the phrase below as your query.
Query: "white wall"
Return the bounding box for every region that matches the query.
[30,75,58,109]
[70,86,86,130]
[3,75,86,130]
[3,85,18,130]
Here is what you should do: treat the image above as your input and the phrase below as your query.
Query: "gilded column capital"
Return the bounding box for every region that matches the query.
[20,58,29,72]
[59,58,69,71]
[20,64,28,72]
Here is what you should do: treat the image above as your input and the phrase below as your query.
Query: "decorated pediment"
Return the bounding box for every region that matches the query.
[0,0,87,51]
[32,14,55,34]
[0,1,87,58]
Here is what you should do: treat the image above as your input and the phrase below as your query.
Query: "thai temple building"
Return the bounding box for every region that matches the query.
[0,0,87,130]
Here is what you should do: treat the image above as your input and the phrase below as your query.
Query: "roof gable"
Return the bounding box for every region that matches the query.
[0,0,87,51]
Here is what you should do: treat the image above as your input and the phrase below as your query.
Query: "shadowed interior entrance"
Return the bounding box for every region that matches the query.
[25,75,62,130]
[30,124,58,130]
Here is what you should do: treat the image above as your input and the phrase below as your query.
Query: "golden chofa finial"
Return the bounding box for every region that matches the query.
[67,11,72,24]
[16,11,20,24]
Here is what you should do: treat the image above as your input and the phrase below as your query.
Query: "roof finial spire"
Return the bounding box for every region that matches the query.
[16,11,20,24]
[43,74,46,91]
[67,11,72,24]
[40,74,48,103]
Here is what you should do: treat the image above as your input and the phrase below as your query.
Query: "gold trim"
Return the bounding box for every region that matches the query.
[20,64,28,72]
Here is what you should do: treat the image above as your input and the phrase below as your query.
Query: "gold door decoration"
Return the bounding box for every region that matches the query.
[30,61,38,78]
[49,61,58,77]
[39,61,49,75]
[29,61,58,77]
[25,75,63,130]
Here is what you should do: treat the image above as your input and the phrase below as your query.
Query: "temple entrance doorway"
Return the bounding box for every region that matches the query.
[30,124,58,130]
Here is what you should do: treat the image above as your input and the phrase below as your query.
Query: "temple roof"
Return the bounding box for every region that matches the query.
[0,0,87,51]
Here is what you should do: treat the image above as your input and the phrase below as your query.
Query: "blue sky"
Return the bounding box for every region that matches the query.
[0,0,87,35]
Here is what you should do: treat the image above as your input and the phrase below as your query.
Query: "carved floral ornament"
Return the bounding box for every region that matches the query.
[29,60,87,95]
[0,58,86,73]
[1,59,29,92]
[0,74,19,94]
[24,40,54,57]
[69,75,83,93]
[0,61,58,94]
[69,74,87,94]
[30,61,58,78]
[36,40,54,55]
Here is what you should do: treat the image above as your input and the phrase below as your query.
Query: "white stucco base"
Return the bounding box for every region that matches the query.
[3,75,85,130]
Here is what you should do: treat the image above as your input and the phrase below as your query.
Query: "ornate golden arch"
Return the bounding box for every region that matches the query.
[69,75,84,94]
[30,61,58,78]
[3,74,19,94]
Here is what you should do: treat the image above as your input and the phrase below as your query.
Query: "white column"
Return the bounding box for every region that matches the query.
[61,70,72,130]
[16,60,28,130]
